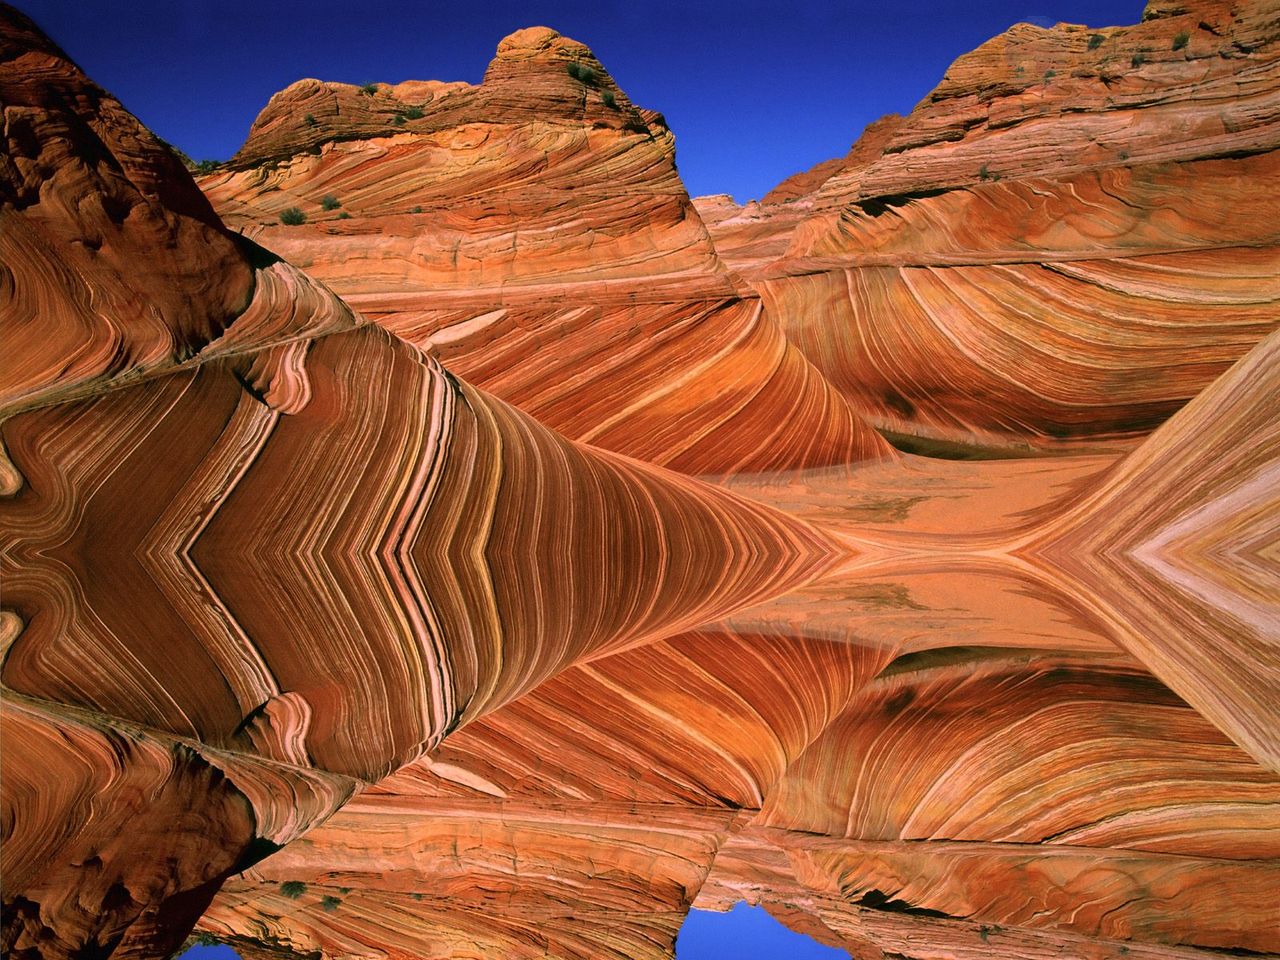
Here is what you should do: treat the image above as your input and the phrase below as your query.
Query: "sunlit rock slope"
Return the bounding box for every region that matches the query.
[2,1,1278,959]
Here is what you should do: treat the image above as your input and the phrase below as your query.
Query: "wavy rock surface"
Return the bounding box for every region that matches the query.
[191,333,1280,954]
[1032,324,1280,769]
[3,2,1279,960]
[0,10,836,954]
[703,0,1280,452]
[190,627,890,959]
[1,318,838,953]
[195,27,891,475]
[0,8,253,414]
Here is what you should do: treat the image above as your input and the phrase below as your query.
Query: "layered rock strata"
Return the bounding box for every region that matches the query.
[2,2,1278,960]
[0,9,836,954]
[195,26,892,475]
[701,0,1280,452]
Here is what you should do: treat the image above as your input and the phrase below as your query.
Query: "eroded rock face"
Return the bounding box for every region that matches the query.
[2,2,1279,959]
[0,5,256,416]
[195,26,891,476]
[702,0,1280,453]
[0,9,835,952]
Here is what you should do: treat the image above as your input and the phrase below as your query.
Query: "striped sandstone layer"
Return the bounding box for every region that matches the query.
[701,0,1280,453]
[191,332,1280,955]
[0,9,837,955]
[3,3,1278,960]
[195,27,891,475]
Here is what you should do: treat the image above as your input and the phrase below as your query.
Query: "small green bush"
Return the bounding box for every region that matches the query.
[1087,33,1105,49]
[337,211,352,219]
[402,105,425,120]
[280,880,307,898]
[194,159,220,174]
[393,114,406,126]
[601,90,617,109]
[320,895,341,912]
[978,163,993,181]
[1131,52,1147,67]
[566,62,596,85]
[411,205,423,214]
[321,194,341,211]
[359,83,379,96]
[1172,31,1190,50]
[279,207,307,226]
[304,113,317,127]
[1043,69,1056,80]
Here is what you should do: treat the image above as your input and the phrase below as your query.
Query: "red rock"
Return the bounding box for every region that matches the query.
[702,0,1280,451]
[2,3,1278,959]
[196,27,892,475]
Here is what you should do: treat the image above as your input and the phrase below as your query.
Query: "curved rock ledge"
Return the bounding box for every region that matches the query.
[2,2,1278,958]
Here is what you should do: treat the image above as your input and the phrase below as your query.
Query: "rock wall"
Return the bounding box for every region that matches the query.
[702,0,1280,452]
[2,2,1278,959]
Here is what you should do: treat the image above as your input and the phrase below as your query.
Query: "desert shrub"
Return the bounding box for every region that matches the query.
[321,194,341,211]
[601,90,617,109]
[1131,52,1147,67]
[337,211,352,219]
[1043,69,1056,80]
[320,895,341,912]
[1087,33,1105,49]
[978,163,992,181]
[1172,31,1190,50]
[280,880,307,898]
[411,205,423,214]
[393,113,406,126]
[566,62,596,84]
[359,83,379,96]
[402,105,425,120]
[194,159,220,174]
[304,113,317,126]
[279,207,306,226]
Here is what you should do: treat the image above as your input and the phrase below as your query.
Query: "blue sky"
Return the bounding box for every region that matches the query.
[24,0,1143,201]
[178,946,238,960]
[676,903,849,958]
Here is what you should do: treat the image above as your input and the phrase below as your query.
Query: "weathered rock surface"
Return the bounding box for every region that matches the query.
[702,0,1280,452]
[0,6,255,414]
[2,2,1278,960]
[195,26,892,475]
[1,10,836,953]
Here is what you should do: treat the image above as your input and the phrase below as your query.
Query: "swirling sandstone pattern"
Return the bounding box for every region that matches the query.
[702,0,1280,452]
[194,26,891,475]
[2,1,1278,959]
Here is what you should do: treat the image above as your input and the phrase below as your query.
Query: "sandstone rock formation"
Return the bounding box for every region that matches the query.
[194,25,891,476]
[1,9,834,953]
[2,1,1278,959]
[702,0,1280,453]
